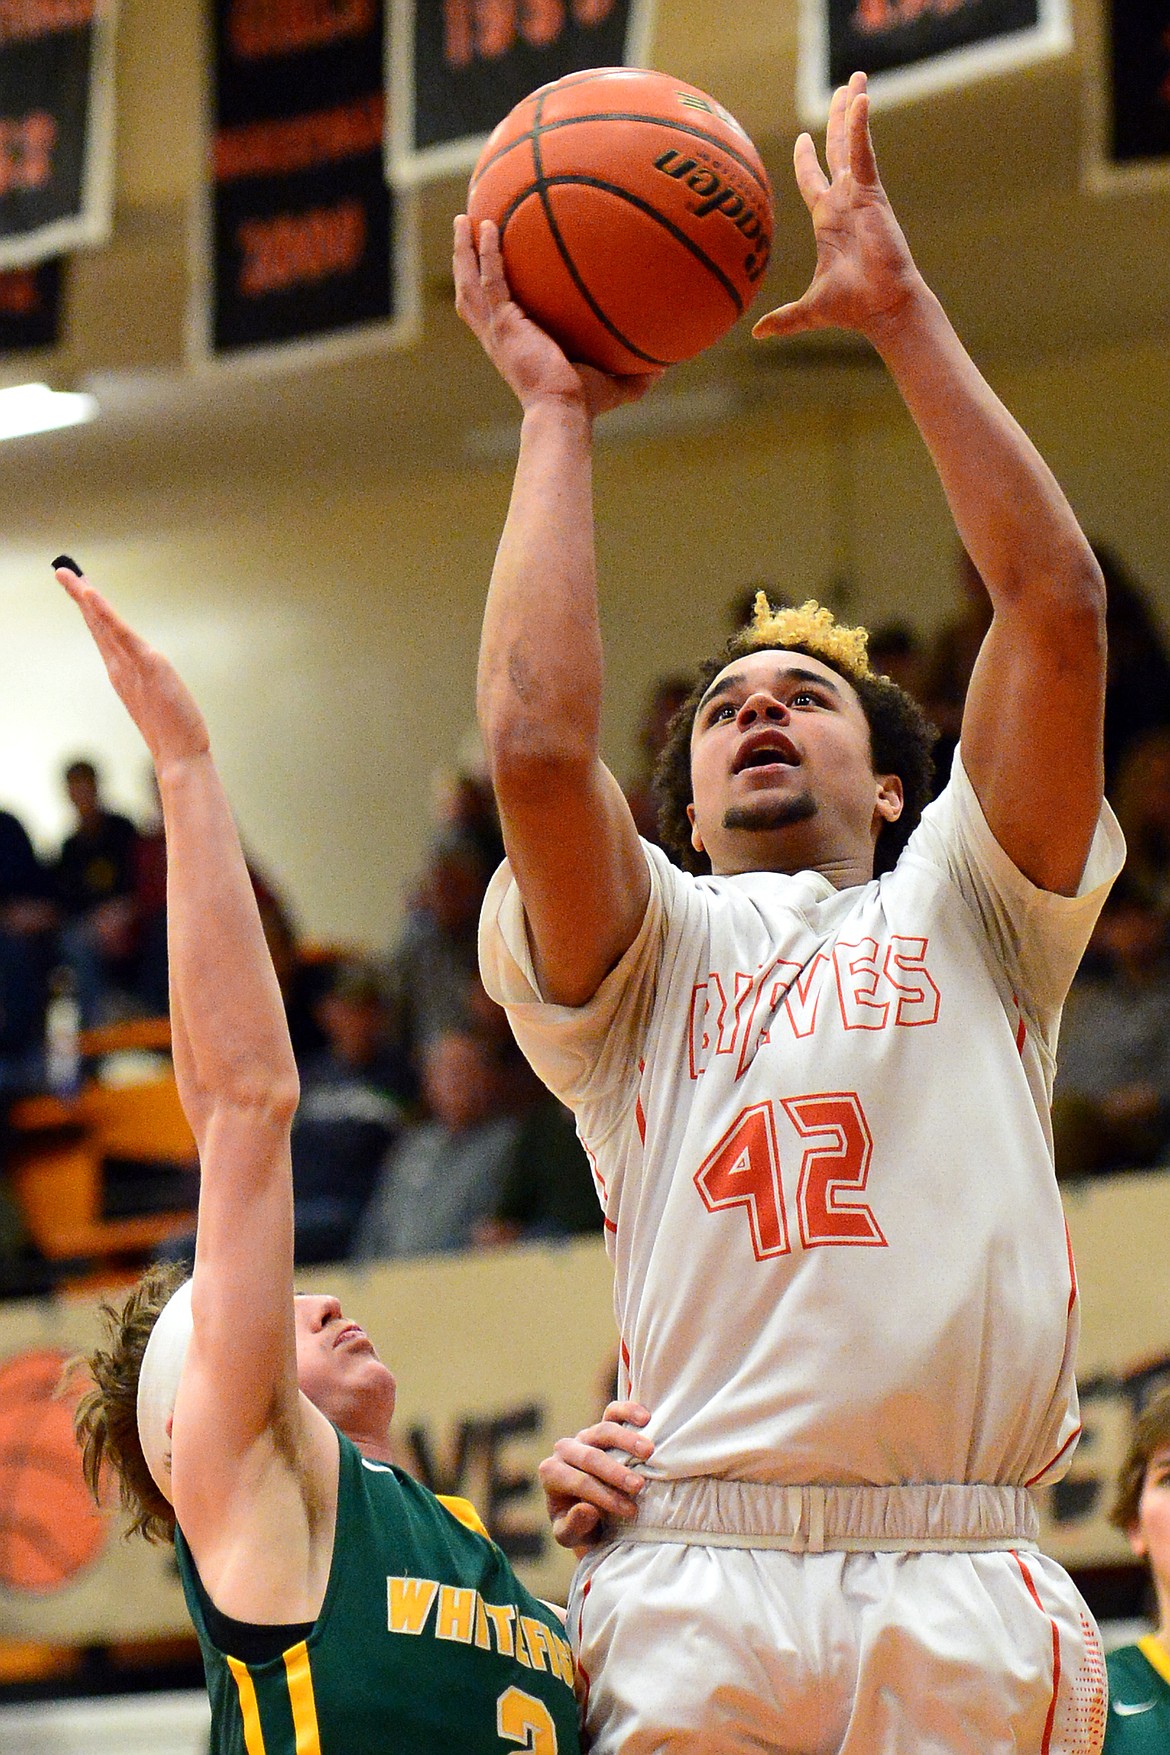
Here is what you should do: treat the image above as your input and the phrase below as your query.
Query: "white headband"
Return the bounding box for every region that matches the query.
[136,1278,194,1503]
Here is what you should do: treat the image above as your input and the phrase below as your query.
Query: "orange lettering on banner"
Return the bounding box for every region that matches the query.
[0,269,39,315]
[216,93,384,182]
[519,0,563,51]
[854,0,977,29]
[237,199,366,297]
[0,112,56,195]
[570,0,613,24]
[0,0,93,42]
[228,0,374,59]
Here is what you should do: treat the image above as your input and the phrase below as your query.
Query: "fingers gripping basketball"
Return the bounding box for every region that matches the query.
[467,67,774,374]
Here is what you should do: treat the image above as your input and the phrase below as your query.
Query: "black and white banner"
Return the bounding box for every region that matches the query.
[388,0,656,186]
[798,0,1070,120]
[0,256,62,348]
[1085,1,1170,190]
[0,0,115,268]
[198,0,418,366]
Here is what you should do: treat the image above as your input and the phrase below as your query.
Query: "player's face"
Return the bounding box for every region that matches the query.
[1130,1442,1170,1595]
[293,1293,397,1428]
[686,649,902,878]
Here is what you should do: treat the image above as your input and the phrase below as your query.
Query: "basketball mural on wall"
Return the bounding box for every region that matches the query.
[0,1348,107,1595]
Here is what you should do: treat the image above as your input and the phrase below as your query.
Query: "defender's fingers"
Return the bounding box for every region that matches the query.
[792,132,830,214]
[848,89,879,187]
[824,80,851,178]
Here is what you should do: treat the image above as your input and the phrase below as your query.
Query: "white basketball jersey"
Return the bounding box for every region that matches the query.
[480,753,1123,1488]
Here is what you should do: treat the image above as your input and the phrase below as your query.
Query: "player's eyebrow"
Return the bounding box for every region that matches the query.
[697,664,843,716]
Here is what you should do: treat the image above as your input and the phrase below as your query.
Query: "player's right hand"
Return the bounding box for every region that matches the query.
[538,1400,654,1554]
[453,217,661,421]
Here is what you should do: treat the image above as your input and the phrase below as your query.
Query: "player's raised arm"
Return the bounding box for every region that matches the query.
[54,566,321,1571]
[754,74,1105,895]
[454,217,656,1006]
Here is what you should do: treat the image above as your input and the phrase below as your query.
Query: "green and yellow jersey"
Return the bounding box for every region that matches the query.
[1104,1636,1170,1754]
[175,1430,580,1754]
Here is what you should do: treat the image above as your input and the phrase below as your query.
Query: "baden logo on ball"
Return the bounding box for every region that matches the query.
[467,67,774,375]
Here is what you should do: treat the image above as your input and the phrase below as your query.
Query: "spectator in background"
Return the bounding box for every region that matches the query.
[866,619,927,701]
[352,1026,520,1260]
[1052,876,1170,1180]
[53,757,139,1025]
[1103,1385,1170,1748]
[290,960,412,1264]
[474,1082,603,1248]
[624,675,692,848]
[0,803,53,1083]
[383,828,495,1080]
[1097,543,1170,792]
[1113,729,1170,916]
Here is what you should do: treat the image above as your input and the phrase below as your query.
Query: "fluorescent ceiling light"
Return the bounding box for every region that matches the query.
[0,382,97,441]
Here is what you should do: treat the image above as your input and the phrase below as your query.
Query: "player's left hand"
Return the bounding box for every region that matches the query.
[538,1400,653,1554]
[56,562,211,774]
[752,71,924,348]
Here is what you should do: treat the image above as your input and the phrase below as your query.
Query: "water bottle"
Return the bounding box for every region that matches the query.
[45,966,82,1099]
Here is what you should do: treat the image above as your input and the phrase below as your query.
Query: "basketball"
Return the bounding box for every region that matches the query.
[0,1348,106,1595]
[467,67,773,375]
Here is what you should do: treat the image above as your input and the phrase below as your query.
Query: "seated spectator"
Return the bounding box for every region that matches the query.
[1096,542,1170,791]
[866,620,927,701]
[474,1085,603,1247]
[1114,728,1170,916]
[53,757,140,1025]
[352,1027,519,1260]
[290,960,413,1264]
[0,803,53,1089]
[624,675,693,848]
[1052,877,1170,1179]
[919,548,992,794]
[383,829,495,1080]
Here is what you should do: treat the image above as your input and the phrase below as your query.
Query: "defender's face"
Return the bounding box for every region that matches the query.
[1130,1442,1170,1595]
[293,1293,396,1426]
[687,648,902,878]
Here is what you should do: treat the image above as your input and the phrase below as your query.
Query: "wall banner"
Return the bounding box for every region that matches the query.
[388,0,657,186]
[198,0,418,366]
[798,0,1070,121]
[0,256,62,349]
[0,0,116,269]
[1084,2,1170,192]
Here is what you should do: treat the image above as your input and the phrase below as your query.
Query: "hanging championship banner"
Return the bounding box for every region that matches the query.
[1084,1,1170,192]
[0,256,62,349]
[0,0,116,269]
[198,0,418,365]
[388,0,657,186]
[798,0,1071,122]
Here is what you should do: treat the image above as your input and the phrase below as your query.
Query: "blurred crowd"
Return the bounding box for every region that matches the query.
[1,539,1167,1292]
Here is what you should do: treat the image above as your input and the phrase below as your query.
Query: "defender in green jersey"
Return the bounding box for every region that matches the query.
[1104,1387,1170,1754]
[66,566,649,1754]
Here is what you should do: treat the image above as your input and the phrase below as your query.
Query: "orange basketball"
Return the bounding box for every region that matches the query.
[467,66,773,374]
[0,1348,106,1595]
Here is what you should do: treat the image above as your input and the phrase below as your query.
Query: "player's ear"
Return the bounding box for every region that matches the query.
[1126,1521,1147,1562]
[687,802,705,855]
[874,773,903,826]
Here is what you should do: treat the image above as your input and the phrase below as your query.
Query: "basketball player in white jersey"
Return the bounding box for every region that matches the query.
[455,72,1121,1754]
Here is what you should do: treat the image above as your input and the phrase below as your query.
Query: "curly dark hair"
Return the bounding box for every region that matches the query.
[653,629,937,878]
[72,1259,190,1545]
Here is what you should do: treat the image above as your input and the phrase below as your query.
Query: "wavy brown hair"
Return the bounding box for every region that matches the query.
[653,611,936,878]
[73,1259,190,1545]
[1110,1385,1170,1537]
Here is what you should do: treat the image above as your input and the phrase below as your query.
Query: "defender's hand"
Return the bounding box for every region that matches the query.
[539,1401,653,1554]
[56,563,211,773]
[453,216,662,420]
[753,71,924,348]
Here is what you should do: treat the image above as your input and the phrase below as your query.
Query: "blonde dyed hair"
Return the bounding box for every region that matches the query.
[745,592,872,682]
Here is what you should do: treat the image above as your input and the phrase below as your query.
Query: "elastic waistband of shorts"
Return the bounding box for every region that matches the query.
[617,1479,1040,1554]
